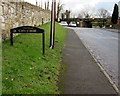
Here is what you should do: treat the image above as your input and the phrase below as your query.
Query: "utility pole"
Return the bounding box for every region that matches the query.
[50,0,56,49]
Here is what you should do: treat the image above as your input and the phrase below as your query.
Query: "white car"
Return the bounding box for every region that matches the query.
[59,21,68,26]
[69,21,77,27]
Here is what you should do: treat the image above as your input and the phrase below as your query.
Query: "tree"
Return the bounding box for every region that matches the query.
[61,13,65,20]
[97,8,110,18]
[44,2,47,10]
[77,13,83,18]
[111,4,119,24]
[65,10,71,19]
[65,10,71,25]
[57,0,63,20]
[36,0,38,6]
[78,5,94,18]
[47,0,49,10]
[79,10,92,18]
[40,0,43,8]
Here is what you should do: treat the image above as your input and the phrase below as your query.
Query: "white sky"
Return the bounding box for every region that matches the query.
[25,0,120,17]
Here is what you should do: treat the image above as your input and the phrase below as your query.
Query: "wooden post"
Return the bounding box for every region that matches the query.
[50,0,56,49]
[53,0,56,48]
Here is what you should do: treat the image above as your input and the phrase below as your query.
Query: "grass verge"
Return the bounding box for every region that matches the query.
[2,22,67,94]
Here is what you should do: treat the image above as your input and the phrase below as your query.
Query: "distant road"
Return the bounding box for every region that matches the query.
[69,27,118,87]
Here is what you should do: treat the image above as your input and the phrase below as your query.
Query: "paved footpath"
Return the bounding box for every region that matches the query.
[60,29,118,94]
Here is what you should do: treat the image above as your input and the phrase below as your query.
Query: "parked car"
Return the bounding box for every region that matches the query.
[59,21,68,26]
[69,21,77,27]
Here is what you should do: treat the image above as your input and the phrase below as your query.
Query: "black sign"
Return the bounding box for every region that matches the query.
[10,26,45,55]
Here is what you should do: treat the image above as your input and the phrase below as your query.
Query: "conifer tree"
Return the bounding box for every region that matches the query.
[111,4,119,24]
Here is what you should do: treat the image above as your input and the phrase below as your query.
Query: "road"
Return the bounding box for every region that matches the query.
[69,27,119,87]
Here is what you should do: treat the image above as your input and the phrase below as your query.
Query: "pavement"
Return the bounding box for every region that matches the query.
[103,29,120,33]
[59,28,118,94]
[71,27,118,87]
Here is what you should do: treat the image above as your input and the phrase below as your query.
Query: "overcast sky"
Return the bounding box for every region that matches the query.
[25,0,119,17]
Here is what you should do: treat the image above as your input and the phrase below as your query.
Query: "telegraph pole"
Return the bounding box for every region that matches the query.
[50,0,56,49]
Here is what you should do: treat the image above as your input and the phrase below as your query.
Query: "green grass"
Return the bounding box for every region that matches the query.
[2,22,67,94]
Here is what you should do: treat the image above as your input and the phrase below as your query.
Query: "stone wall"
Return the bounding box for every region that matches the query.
[0,1,51,41]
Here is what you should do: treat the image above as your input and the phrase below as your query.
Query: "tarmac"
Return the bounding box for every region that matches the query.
[103,29,120,33]
[59,28,118,95]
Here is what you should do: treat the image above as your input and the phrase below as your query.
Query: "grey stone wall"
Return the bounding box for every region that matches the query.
[0,1,51,41]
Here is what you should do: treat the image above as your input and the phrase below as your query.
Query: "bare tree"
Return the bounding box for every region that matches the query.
[77,13,83,18]
[57,0,63,20]
[65,10,71,19]
[44,1,47,10]
[78,10,91,18]
[97,8,110,18]
[36,0,38,6]
[47,0,49,10]
[64,10,71,25]
[77,5,95,18]
[61,13,65,20]
[40,0,43,8]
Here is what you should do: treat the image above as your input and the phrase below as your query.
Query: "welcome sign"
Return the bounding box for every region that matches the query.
[10,26,45,55]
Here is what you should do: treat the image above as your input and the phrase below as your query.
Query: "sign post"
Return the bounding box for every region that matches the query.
[10,26,45,55]
[50,0,56,49]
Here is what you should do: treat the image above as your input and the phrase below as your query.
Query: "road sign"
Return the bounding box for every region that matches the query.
[10,26,45,55]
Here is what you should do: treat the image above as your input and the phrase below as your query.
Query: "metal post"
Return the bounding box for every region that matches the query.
[42,18,44,25]
[42,32,45,55]
[10,32,13,45]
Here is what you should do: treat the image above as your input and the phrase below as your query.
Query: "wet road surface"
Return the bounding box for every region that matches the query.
[60,29,117,94]
[70,27,118,87]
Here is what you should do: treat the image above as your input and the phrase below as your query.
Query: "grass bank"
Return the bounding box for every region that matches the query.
[2,22,67,94]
